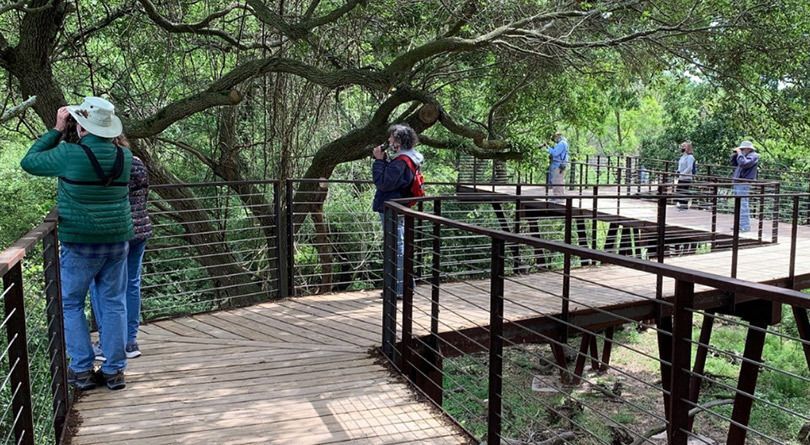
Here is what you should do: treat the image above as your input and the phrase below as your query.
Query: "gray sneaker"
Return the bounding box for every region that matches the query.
[92,341,106,362]
[125,342,141,359]
[67,369,99,391]
[101,370,126,390]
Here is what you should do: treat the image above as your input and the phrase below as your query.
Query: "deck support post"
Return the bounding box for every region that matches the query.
[726,318,768,445]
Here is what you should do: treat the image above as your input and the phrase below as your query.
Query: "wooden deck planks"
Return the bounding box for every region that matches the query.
[71,293,466,444]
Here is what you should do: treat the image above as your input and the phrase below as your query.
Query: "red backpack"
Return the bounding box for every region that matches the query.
[395,155,425,207]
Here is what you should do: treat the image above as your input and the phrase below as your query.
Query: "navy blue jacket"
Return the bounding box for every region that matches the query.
[372,157,415,213]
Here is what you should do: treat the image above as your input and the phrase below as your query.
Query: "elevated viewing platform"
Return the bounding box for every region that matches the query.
[1,165,809,445]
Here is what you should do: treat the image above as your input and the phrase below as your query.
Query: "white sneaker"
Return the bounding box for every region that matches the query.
[125,342,142,359]
[92,342,106,362]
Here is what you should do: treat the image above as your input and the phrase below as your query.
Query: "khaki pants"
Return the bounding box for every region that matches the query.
[549,167,565,197]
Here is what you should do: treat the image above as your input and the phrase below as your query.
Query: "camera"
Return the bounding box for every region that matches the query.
[373,142,390,157]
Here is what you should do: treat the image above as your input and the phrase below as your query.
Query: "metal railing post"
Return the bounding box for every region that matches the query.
[711,185,719,246]
[669,280,695,445]
[591,185,598,259]
[562,198,572,343]
[732,196,741,279]
[274,182,288,299]
[415,201,424,281]
[401,213,415,375]
[625,156,632,194]
[42,222,69,444]
[381,206,397,361]
[789,195,799,287]
[656,185,667,299]
[596,155,602,184]
[512,186,522,272]
[772,183,780,243]
[757,184,765,242]
[430,200,441,339]
[2,262,35,445]
[285,179,296,297]
[487,238,505,445]
[616,167,622,215]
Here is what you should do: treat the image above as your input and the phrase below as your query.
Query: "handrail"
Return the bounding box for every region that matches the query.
[0,208,58,276]
[384,197,809,308]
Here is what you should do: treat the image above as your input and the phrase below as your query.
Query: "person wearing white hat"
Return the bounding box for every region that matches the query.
[21,97,132,391]
[729,140,760,232]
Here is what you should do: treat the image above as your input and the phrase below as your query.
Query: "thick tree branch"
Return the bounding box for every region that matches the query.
[420,135,522,160]
[125,90,242,138]
[59,2,138,50]
[385,9,594,76]
[487,73,535,137]
[300,0,367,30]
[139,0,276,50]
[0,96,37,123]
[247,0,366,41]
[439,110,509,150]
[0,0,55,15]
[156,137,215,168]
[210,56,389,92]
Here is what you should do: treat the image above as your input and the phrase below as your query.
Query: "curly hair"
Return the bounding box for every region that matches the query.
[388,124,418,150]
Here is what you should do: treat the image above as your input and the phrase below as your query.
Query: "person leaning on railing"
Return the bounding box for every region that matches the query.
[89,134,152,363]
[20,97,132,391]
[372,124,424,299]
[730,140,760,232]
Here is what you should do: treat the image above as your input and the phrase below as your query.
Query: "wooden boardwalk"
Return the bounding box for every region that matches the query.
[69,187,810,444]
[70,295,467,445]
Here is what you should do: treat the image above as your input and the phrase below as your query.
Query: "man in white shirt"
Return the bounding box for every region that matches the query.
[676,141,696,210]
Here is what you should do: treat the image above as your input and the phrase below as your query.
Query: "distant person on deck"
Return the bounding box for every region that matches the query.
[20,97,132,391]
[675,141,696,210]
[372,124,424,299]
[546,132,569,200]
[730,140,760,232]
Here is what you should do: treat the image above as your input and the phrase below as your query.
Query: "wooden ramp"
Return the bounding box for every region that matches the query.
[69,294,467,445]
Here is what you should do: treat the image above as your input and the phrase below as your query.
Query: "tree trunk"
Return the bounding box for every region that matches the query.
[134,146,268,310]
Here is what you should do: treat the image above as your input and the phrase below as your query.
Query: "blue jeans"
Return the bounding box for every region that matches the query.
[91,238,147,344]
[61,242,128,374]
[733,184,751,231]
[380,213,404,297]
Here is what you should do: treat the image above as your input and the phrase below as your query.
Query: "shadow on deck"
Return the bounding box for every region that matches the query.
[70,292,466,445]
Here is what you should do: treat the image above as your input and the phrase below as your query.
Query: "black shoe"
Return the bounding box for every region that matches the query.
[67,369,98,391]
[100,370,126,390]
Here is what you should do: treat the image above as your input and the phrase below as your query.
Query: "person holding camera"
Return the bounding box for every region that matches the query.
[21,97,132,391]
[545,132,569,200]
[676,141,696,210]
[729,140,760,232]
[372,124,424,299]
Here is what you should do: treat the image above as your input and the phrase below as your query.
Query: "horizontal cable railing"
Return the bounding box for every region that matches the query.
[141,181,282,321]
[0,211,69,445]
[381,192,810,445]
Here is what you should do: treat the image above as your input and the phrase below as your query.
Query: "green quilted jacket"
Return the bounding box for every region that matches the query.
[21,130,134,243]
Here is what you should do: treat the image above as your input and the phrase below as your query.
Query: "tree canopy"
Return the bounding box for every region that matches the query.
[1,0,807,187]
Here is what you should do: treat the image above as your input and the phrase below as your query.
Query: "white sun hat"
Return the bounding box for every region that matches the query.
[737,140,756,150]
[67,97,123,138]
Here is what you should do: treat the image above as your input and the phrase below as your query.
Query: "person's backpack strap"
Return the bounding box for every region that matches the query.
[395,155,418,178]
[60,144,128,186]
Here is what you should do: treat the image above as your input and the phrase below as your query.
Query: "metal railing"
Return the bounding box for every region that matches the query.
[381,192,810,445]
[0,173,808,444]
[141,180,282,321]
[0,210,69,445]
